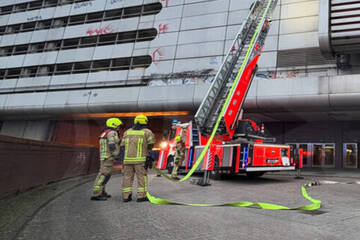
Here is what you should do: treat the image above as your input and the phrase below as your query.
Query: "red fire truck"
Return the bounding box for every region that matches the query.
[156,0,302,180]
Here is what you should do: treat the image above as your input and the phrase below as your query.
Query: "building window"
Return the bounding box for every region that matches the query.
[0,1,93,16]
[344,143,357,168]
[0,56,152,80]
[0,28,157,57]
[0,3,162,36]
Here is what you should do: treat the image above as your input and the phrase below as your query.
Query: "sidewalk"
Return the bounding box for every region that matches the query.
[267,168,360,179]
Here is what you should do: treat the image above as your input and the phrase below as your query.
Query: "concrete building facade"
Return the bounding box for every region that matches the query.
[0,0,360,169]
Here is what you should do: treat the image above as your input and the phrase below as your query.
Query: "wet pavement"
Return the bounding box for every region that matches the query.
[1,169,360,240]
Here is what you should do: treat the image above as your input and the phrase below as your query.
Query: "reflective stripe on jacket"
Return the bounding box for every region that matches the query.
[121,128,155,164]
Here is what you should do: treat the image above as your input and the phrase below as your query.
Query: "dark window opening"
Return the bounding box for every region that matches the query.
[29,43,46,53]
[132,55,152,68]
[63,38,80,49]
[86,12,104,23]
[22,22,37,32]
[37,20,52,30]
[92,60,111,72]
[80,36,97,47]
[14,3,27,13]
[105,9,123,20]
[98,34,117,45]
[143,3,162,15]
[0,27,5,34]
[55,63,73,75]
[73,61,91,73]
[69,15,86,25]
[1,6,13,15]
[13,45,29,55]
[0,47,13,57]
[29,1,43,9]
[112,58,131,71]
[0,69,6,79]
[53,18,67,28]
[117,31,137,43]
[123,6,142,18]
[138,28,157,41]
[44,0,59,7]
[38,65,55,76]
[21,67,38,78]
[45,41,61,51]
[6,25,21,34]
[6,69,21,79]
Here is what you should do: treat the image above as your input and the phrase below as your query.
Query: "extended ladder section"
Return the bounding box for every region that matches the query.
[194,0,278,140]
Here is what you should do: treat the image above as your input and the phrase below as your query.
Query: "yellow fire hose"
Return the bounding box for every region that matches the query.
[147,0,322,210]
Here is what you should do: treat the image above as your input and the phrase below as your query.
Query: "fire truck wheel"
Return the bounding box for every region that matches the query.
[246,172,265,179]
[209,156,222,180]
[166,156,174,174]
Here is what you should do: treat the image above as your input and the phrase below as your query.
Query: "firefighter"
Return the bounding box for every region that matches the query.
[121,115,155,202]
[171,135,186,180]
[91,117,123,201]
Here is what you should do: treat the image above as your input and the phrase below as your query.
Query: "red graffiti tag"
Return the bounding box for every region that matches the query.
[152,48,163,65]
[161,0,170,7]
[86,25,115,36]
[158,24,168,37]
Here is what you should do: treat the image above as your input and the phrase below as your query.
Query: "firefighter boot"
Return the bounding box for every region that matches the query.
[137,197,149,202]
[102,191,112,198]
[123,194,132,202]
[90,195,108,201]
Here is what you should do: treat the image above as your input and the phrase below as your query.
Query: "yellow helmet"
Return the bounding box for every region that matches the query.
[175,136,182,142]
[134,115,148,125]
[106,118,123,129]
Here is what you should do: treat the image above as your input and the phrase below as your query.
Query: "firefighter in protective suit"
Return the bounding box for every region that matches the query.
[91,118,122,201]
[121,115,155,202]
[171,135,186,180]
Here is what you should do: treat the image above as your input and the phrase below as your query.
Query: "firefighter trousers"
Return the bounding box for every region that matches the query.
[171,158,184,178]
[92,158,114,197]
[122,163,147,199]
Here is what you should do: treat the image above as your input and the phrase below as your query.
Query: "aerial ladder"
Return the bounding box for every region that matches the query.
[157,0,301,182]
[194,0,278,141]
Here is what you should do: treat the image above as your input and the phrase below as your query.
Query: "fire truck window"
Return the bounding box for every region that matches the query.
[169,129,176,140]
[281,148,288,157]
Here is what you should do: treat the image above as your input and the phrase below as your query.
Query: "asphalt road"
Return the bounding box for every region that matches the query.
[14,172,360,240]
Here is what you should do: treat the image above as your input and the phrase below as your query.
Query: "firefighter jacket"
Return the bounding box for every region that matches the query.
[99,129,121,161]
[121,127,155,164]
[175,140,186,162]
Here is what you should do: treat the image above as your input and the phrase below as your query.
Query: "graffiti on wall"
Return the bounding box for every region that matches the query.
[158,24,168,37]
[161,0,170,7]
[111,0,124,4]
[74,1,92,9]
[27,16,42,21]
[86,25,115,36]
[256,70,300,79]
[152,48,164,65]
[146,69,217,86]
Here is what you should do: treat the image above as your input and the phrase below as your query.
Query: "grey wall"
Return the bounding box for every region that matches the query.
[0,120,53,141]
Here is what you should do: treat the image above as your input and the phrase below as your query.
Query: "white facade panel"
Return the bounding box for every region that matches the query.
[176,41,224,59]
[0,34,16,47]
[178,27,226,44]
[155,5,183,21]
[0,79,18,92]
[145,60,174,75]
[257,52,277,69]
[149,32,179,48]
[181,12,227,30]
[279,31,319,50]
[280,16,318,35]
[0,15,10,26]
[74,47,96,62]
[102,70,128,85]
[173,57,220,72]
[183,0,229,17]
[281,1,319,19]
[7,55,25,68]
[14,31,33,45]
[16,76,51,89]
